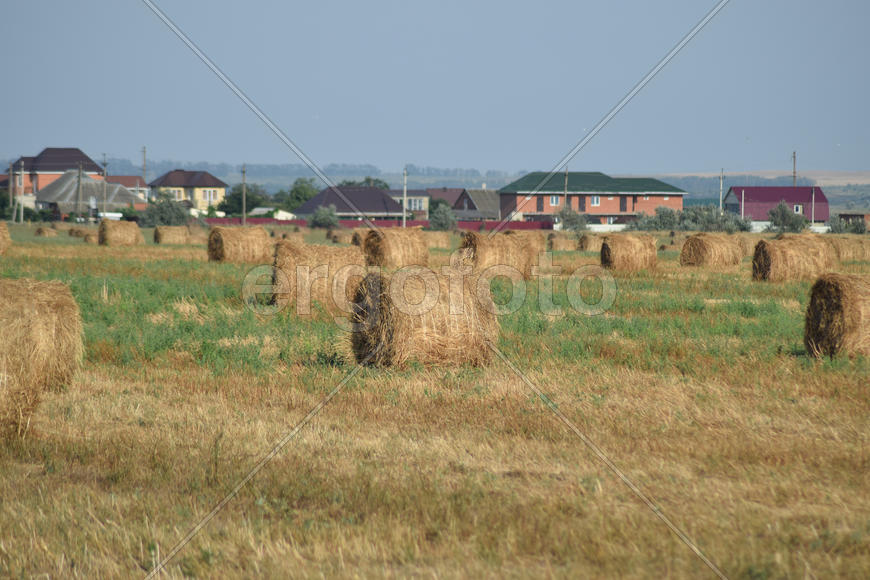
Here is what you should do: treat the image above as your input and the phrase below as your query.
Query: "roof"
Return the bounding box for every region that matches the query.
[106,175,149,189]
[296,186,404,216]
[387,189,429,198]
[0,174,6,188]
[725,186,828,204]
[149,169,227,188]
[453,189,501,220]
[426,187,466,205]
[10,148,103,174]
[36,170,145,212]
[499,172,684,194]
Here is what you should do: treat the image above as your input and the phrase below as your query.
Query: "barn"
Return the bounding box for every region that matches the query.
[724,186,829,223]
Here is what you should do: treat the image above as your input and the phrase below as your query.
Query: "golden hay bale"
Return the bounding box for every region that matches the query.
[83,233,99,244]
[804,273,870,358]
[578,233,603,252]
[188,227,209,244]
[0,222,11,255]
[824,235,870,262]
[35,227,58,238]
[548,233,578,251]
[68,227,91,238]
[0,278,83,438]
[98,219,144,247]
[459,231,533,279]
[331,231,355,245]
[679,233,744,267]
[350,229,367,246]
[349,269,499,367]
[601,235,657,272]
[272,240,365,314]
[363,227,429,268]
[280,232,305,245]
[153,225,191,244]
[423,231,451,249]
[50,222,71,231]
[733,234,763,257]
[752,235,837,282]
[207,226,273,263]
[503,230,548,256]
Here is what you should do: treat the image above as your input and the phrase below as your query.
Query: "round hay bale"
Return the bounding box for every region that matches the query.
[280,232,305,245]
[679,233,744,267]
[51,222,72,231]
[35,227,58,238]
[423,231,451,249]
[188,227,209,244]
[154,225,191,245]
[98,219,144,247]
[0,278,83,438]
[578,233,603,252]
[350,229,368,246]
[752,235,837,282]
[804,273,870,358]
[601,235,657,272]
[459,231,533,279]
[503,230,548,256]
[207,226,273,263]
[83,233,99,244]
[272,239,366,314]
[0,222,11,255]
[68,227,91,238]
[349,269,499,367]
[331,230,355,245]
[824,235,870,262]
[363,227,429,268]
[548,233,578,251]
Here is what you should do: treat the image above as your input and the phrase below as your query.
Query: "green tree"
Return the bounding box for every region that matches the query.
[556,206,587,231]
[139,198,190,227]
[273,177,319,211]
[829,214,867,235]
[338,176,390,190]
[217,183,269,215]
[429,203,456,231]
[309,204,339,229]
[768,201,807,233]
[429,198,451,213]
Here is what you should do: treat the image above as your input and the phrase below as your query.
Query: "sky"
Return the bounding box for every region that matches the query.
[1,0,868,177]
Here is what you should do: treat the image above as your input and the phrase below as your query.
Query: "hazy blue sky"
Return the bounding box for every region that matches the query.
[2,0,867,176]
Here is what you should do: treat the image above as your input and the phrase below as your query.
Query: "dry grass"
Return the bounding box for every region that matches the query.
[422,230,451,249]
[272,240,366,314]
[34,227,57,238]
[0,222,11,255]
[804,272,870,357]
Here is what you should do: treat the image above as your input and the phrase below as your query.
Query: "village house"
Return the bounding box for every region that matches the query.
[723,186,829,223]
[388,189,430,219]
[295,186,405,220]
[453,189,501,221]
[149,169,227,212]
[6,147,104,196]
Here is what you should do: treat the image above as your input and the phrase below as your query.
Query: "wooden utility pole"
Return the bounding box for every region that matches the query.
[792,151,796,187]
[102,153,108,219]
[142,146,147,187]
[402,165,407,228]
[719,168,724,212]
[241,163,247,226]
[7,162,12,208]
[76,163,83,219]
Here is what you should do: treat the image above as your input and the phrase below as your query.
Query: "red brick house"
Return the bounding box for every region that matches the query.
[499,172,684,224]
[7,147,104,197]
[723,186,829,223]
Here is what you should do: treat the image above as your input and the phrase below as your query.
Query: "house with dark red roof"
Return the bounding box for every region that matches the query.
[426,187,466,207]
[149,169,227,212]
[295,186,404,220]
[105,175,150,199]
[6,147,104,196]
[724,186,828,223]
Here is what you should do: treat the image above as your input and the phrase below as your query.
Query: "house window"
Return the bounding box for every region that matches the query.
[590,196,600,207]
[607,196,614,200]
[16,174,22,186]
[663,196,670,201]
[408,198,423,211]
[550,195,560,206]
[173,189,184,201]
[794,204,803,214]
[643,195,650,200]
[202,189,218,203]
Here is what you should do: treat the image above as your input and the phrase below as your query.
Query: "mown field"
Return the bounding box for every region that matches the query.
[1,224,868,578]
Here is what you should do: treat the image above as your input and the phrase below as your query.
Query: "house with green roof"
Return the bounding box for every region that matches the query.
[498,171,684,224]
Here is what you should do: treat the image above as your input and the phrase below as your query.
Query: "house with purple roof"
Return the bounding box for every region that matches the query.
[723,186,829,223]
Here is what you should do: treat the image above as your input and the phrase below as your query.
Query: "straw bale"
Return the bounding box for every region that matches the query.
[548,232,578,251]
[752,235,837,282]
[98,219,144,247]
[363,227,429,268]
[68,227,91,238]
[280,232,305,245]
[679,233,744,267]
[35,227,57,238]
[331,231,355,245]
[51,222,71,231]
[804,273,870,358]
[349,268,499,367]
[423,231,451,249]
[0,278,83,438]
[503,230,548,256]
[601,235,657,272]
[83,233,98,244]
[0,222,11,255]
[207,226,273,263]
[578,233,604,252]
[459,231,533,279]
[272,240,366,314]
[824,235,870,262]
[154,225,191,244]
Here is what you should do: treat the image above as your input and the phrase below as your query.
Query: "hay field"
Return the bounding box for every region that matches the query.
[1,223,869,578]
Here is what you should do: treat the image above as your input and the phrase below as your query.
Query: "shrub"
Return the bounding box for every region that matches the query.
[631,205,750,232]
[556,206,587,231]
[767,201,807,233]
[139,199,190,227]
[309,205,339,229]
[429,204,457,231]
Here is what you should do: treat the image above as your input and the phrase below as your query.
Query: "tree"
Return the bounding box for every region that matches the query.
[309,204,339,229]
[217,183,269,215]
[429,203,456,231]
[768,201,807,233]
[829,214,867,235]
[273,177,319,211]
[139,198,190,227]
[429,198,451,213]
[556,206,587,231]
[338,176,390,190]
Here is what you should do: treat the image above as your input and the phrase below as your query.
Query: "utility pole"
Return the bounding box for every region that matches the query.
[792,151,796,187]
[76,163,83,220]
[102,154,108,219]
[142,146,147,186]
[719,168,724,213]
[241,163,247,226]
[402,165,407,228]
[7,162,12,209]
